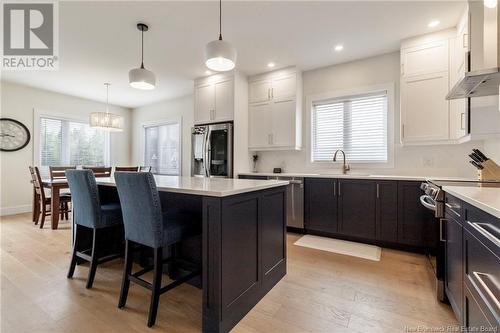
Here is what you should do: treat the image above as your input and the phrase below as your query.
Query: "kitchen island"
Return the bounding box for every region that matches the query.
[90,175,289,333]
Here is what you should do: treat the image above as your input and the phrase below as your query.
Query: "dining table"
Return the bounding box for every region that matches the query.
[40,178,69,229]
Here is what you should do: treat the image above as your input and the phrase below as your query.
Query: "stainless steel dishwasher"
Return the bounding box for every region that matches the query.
[269,176,304,229]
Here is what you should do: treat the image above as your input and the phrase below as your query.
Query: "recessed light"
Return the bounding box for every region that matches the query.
[484,0,497,8]
[267,62,275,68]
[205,70,212,75]
[334,44,344,52]
[428,20,440,28]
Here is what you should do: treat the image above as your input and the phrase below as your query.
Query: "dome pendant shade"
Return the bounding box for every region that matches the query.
[129,67,156,90]
[204,39,236,72]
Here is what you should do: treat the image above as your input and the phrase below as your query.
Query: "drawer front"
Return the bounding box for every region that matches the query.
[445,193,464,223]
[464,229,500,327]
[464,284,497,331]
[464,203,500,255]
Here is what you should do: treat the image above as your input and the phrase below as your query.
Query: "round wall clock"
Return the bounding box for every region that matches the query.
[0,118,31,152]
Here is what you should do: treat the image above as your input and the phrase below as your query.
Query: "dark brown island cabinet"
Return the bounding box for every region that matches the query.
[443,193,499,330]
[304,178,436,252]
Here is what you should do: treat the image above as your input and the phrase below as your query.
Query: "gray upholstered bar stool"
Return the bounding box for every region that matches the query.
[114,172,201,327]
[66,169,123,289]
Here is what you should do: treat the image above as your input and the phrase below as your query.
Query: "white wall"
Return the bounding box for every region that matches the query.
[131,95,193,177]
[254,52,485,178]
[0,81,132,216]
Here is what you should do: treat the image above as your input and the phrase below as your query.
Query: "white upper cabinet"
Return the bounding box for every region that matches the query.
[248,67,302,151]
[194,73,235,124]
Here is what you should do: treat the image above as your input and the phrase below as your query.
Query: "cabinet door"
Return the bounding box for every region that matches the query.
[214,78,234,122]
[304,178,337,234]
[464,286,496,332]
[401,40,449,77]
[376,181,398,243]
[272,74,296,101]
[445,217,463,321]
[271,99,295,147]
[249,79,272,104]
[397,181,435,247]
[195,84,214,125]
[401,72,450,142]
[248,101,272,149]
[338,180,377,240]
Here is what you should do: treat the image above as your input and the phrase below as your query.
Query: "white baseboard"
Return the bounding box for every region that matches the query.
[0,204,32,217]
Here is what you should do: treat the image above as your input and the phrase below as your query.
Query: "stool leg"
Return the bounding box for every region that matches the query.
[67,224,80,278]
[86,229,99,289]
[118,240,133,308]
[64,202,69,220]
[147,247,163,327]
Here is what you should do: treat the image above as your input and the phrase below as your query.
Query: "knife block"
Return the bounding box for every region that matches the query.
[478,159,500,181]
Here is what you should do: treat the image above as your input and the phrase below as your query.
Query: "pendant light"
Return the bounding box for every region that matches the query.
[89,83,124,131]
[129,23,156,90]
[204,0,237,72]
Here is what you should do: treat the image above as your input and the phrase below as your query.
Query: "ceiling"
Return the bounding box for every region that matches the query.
[2,1,466,108]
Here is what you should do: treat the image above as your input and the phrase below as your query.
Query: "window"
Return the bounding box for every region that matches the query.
[311,91,388,163]
[39,116,109,174]
[144,122,180,175]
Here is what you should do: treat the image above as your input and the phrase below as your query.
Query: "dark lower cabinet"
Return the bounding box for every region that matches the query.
[376,181,398,243]
[338,179,377,240]
[397,181,435,247]
[463,285,497,332]
[444,217,463,322]
[304,178,337,233]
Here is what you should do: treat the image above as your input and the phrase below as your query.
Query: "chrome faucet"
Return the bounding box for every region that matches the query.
[333,150,350,174]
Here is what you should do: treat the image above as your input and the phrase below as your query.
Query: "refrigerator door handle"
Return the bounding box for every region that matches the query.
[205,128,212,177]
[204,129,210,177]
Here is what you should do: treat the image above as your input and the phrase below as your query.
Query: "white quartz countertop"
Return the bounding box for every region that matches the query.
[442,185,500,219]
[96,175,289,197]
[239,172,476,182]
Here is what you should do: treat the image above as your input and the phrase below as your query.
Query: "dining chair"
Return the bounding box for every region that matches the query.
[49,166,76,180]
[66,170,123,289]
[82,166,112,178]
[139,166,152,172]
[114,172,201,327]
[28,166,71,228]
[115,166,139,172]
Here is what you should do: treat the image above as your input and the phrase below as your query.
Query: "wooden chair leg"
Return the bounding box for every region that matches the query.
[147,247,163,327]
[118,240,134,308]
[67,224,80,278]
[39,206,46,229]
[86,229,99,289]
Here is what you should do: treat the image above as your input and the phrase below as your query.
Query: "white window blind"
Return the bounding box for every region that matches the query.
[312,92,388,163]
[39,116,109,174]
[144,122,180,175]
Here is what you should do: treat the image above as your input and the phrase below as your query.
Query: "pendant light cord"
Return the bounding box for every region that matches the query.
[218,0,222,40]
[141,28,145,69]
[105,83,110,114]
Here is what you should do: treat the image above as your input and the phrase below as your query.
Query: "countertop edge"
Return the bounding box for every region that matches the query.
[238,172,427,181]
[442,186,500,219]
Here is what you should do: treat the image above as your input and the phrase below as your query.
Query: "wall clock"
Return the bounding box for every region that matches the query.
[0,118,31,152]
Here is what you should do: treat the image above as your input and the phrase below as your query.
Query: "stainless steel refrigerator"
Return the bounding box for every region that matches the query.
[191,123,233,178]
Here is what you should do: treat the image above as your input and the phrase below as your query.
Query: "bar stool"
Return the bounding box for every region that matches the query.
[65,170,123,289]
[114,172,201,327]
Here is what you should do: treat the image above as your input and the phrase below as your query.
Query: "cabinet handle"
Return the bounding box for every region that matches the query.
[463,33,468,49]
[439,219,446,242]
[333,181,336,197]
[445,202,461,218]
[338,182,341,197]
[376,184,379,198]
[471,272,500,313]
[467,221,500,246]
[401,63,404,76]
[402,124,405,139]
[460,112,465,130]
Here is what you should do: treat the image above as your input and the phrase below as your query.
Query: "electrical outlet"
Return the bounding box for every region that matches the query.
[422,157,434,167]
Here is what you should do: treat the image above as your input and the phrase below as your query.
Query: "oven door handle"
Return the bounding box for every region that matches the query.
[420,195,436,211]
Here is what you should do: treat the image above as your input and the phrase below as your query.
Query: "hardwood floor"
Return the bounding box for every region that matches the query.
[1,213,457,332]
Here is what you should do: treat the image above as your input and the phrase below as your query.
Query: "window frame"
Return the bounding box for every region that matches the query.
[140,117,182,176]
[33,109,111,172]
[306,83,395,169]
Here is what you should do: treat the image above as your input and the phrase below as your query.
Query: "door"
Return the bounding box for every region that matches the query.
[445,217,463,321]
[271,99,295,147]
[249,79,272,104]
[376,181,398,243]
[249,101,272,149]
[304,178,337,234]
[195,84,214,125]
[397,181,435,247]
[208,124,232,177]
[338,179,377,240]
[271,74,296,101]
[214,78,234,122]
[191,126,207,177]
[401,40,449,77]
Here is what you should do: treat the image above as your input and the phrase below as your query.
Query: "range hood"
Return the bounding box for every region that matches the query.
[447,1,500,100]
